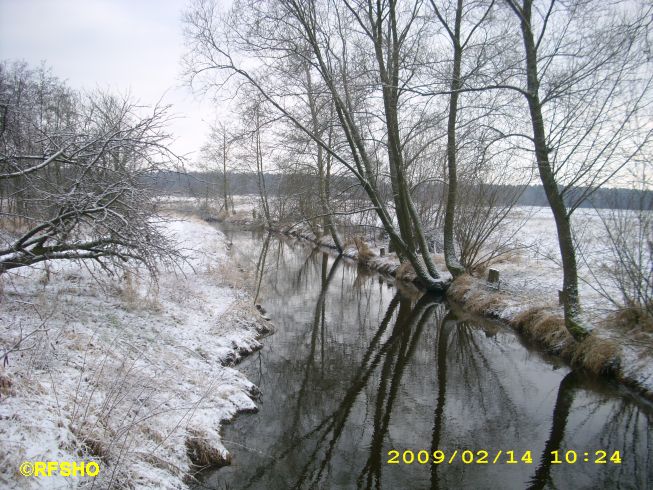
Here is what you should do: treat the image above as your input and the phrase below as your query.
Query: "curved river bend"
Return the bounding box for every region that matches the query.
[200,229,652,490]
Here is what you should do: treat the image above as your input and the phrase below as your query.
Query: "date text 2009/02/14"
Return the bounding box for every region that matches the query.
[386,449,622,465]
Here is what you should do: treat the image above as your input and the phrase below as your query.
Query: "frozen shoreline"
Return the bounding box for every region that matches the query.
[0,216,269,488]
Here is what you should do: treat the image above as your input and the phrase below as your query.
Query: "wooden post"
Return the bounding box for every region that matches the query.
[488,268,500,284]
[380,247,385,257]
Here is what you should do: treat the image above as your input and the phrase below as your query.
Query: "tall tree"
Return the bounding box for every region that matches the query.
[0,61,180,275]
[184,0,450,290]
[502,0,652,339]
[430,0,497,277]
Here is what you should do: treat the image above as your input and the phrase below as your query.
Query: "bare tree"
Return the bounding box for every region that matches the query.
[303,59,344,251]
[184,0,450,291]
[583,162,653,326]
[0,62,180,276]
[501,0,653,339]
[200,121,235,214]
[429,0,497,278]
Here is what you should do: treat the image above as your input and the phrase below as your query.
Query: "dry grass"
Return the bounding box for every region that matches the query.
[395,261,417,281]
[210,259,253,292]
[119,271,139,310]
[185,429,230,468]
[0,370,14,397]
[489,249,524,267]
[432,253,447,269]
[79,434,112,463]
[510,307,572,352]
[465,289,507,316]
[448,275,508,316]
[508,306,619,373]
[0,216,31,234]
[606,306,653,333]
[447,276,620,375]
[571,334,619,374]
[353,237,376,263]
[448,274,475,300]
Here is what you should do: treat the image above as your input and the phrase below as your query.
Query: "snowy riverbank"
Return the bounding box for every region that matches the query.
[0,216,269,488]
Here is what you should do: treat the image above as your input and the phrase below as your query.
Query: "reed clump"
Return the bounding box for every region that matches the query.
[353,237,376,263]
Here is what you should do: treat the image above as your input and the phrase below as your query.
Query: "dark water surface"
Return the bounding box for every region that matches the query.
[200,229,652,490]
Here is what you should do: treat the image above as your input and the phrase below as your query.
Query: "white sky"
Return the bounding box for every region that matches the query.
[0,0,219,161]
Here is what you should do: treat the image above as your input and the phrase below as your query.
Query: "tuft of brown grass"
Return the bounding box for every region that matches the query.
[0,370,14,397]
[448,274,508,316]
[0,216,31,234]
[571,334,619,375]
[38,265,51,286]
[606,306,653,333]
[353,237,376,263]
[510,307,573,353]
[432,253,447,269]
[212,260,252,291]
[119,271,139,310]
[464,289,506,316]
[141,426,165,445]
[71,426,111,463]
[448,274,475,301]
[82,436,111,463]
[395,261,417,281]
[141,453,183,476]
[185,429,231,468]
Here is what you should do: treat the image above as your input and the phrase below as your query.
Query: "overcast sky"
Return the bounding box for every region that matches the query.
[0,0,217,160]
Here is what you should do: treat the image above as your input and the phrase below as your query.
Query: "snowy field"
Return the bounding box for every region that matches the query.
[495,206,617,314]
[0,217,265,488]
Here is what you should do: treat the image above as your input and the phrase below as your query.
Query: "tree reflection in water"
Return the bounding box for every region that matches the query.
[205,232,652,490]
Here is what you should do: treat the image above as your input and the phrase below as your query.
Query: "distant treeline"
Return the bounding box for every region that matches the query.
[148,171,652,210]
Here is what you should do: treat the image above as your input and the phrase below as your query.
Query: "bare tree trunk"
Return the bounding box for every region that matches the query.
[373,0,441,280]
[222,129,229,214]
[437,0,466,278]
[306,65,344,252]
[255,107,271,226]
[513,0,587,340]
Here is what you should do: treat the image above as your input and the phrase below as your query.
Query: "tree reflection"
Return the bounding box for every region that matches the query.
[290,253,342,435]
[527,371,653,490]
[430,312,455,490]
[528,371,579,490]
[294,293,443,489]
[253,232,270,304]
[357,296,443,489]
[211,233,653,490]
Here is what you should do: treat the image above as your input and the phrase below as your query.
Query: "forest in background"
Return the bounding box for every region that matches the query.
[150,170,653,210]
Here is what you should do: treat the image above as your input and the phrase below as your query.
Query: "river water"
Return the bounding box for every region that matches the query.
[200,229,652,490]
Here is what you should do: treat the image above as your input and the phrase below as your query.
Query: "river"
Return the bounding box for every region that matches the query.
[199,229,652,490]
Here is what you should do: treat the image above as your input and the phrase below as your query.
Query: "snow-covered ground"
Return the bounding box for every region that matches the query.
[0,216,266,488]
[495,206,618,315]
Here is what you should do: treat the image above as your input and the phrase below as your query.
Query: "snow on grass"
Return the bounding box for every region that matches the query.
[496,206,625,316]
[450,206,653,395]
[0,216,265,488]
